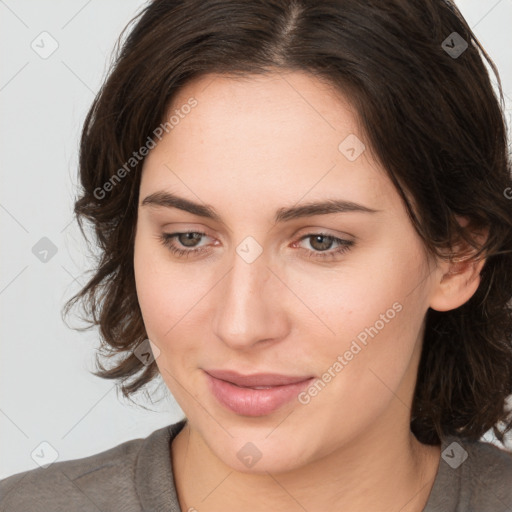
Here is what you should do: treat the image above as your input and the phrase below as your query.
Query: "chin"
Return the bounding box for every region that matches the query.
[203,428,317,475]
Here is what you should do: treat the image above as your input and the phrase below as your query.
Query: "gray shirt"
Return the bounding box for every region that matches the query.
[1,419,511,511]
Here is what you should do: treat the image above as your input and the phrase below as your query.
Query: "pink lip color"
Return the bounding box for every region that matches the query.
[204,370,314,416]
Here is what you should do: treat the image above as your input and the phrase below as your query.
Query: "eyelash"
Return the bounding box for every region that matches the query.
[158,231,354,261]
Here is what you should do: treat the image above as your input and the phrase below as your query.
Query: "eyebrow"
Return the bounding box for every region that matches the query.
[141,191,379,223]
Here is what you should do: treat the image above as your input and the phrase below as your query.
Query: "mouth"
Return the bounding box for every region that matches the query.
[203,369,315,416]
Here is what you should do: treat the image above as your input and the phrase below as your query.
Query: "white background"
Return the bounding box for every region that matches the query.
[1,0,511,479]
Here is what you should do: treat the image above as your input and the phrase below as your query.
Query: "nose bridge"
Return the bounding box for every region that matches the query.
[212,244,288,349]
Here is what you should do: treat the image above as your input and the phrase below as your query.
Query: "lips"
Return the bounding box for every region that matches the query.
[203,369,315,416]
[204,369,313,388]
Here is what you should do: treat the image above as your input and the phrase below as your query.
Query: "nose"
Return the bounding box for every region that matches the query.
[212,246,291,351]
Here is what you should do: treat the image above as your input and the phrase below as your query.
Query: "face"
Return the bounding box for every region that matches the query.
[134,71,438,473]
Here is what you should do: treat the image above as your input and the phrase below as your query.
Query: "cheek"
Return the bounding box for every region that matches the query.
[134,247,195,396]
[285,242,427,350]
[134,238,169,335]
[289,244,429,407]
[133,232,217,365]
[135,229,191,325]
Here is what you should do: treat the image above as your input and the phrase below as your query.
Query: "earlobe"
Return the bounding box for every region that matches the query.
[429,255,486,312]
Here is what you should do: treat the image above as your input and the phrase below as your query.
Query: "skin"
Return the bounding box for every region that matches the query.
[133,71,484,512]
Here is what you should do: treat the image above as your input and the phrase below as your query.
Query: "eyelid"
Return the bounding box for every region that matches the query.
[159,229,355,262]
[292,232,354,257]
[160,221,216,235]
[159,226,353,247]
[293,226,356,243]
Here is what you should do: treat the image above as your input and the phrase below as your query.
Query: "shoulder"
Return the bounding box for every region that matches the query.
[427,435,512,511]
[0,424,174,512]
[460,437,512,506]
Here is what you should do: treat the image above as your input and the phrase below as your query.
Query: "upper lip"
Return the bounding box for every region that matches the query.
[204,369,313,387]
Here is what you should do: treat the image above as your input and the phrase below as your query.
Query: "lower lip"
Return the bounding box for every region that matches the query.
[205,373,314,416]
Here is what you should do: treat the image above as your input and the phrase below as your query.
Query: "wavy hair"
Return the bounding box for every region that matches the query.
[64,0,512,445]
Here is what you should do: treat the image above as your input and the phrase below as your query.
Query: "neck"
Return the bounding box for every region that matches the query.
[171,418,441,512]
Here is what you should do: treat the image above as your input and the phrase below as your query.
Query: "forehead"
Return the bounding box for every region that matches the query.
[140,71,398,216]
[169,70,359,154]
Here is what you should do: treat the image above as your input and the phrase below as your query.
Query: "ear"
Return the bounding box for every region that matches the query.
[429,217,488,312]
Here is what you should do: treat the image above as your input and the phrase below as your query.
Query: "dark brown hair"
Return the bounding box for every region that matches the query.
[64,0,512,445]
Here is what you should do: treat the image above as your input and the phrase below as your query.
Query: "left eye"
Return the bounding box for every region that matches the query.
[158,231,354,260]
[293,233,354,260]
[298,234,345,252]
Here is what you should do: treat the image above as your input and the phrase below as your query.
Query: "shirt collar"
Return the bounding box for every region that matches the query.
[135,418,187,512]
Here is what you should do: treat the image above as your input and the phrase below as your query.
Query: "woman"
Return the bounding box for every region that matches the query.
[1,0,511,510]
